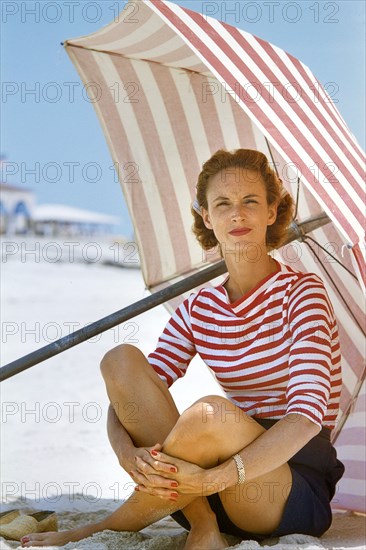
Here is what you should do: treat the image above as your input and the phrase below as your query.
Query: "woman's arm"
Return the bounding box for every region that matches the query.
[207,413,319,489]
[147,294,197,387]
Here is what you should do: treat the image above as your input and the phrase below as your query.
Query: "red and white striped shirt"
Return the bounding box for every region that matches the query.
[148,261,342,428]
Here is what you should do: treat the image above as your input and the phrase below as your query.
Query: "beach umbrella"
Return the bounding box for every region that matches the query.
[63,0,365,513]
[1,0,365,514]
[62,0,365,514]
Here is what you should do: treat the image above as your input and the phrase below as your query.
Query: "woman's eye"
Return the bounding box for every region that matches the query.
[216,200,258,207]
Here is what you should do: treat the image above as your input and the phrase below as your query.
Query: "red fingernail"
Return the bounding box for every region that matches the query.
[134,486,139,491]
[171,482,178,488]
[170,492,178,498]
[170,467,177,473]
[22,538,30,543]
[151,450,158,456]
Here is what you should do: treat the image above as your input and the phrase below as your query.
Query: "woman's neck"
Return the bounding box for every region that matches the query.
[223,251,278,302]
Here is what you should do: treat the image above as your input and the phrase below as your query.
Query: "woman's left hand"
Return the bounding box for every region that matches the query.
[130,444,212,501]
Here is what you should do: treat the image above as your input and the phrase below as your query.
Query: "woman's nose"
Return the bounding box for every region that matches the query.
[231,204,245,221]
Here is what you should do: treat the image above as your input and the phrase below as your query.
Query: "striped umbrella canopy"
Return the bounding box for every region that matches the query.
[65,0,365,513]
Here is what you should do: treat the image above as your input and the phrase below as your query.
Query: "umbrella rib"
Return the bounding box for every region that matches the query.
[293,178,300,220]
[265,137,279,176]
[303,239,364,334]
[304,235,358,280]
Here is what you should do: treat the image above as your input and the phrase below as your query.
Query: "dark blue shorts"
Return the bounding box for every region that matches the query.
[171,418,345,540]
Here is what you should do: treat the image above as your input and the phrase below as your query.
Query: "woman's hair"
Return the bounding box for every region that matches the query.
[191,148,294,253]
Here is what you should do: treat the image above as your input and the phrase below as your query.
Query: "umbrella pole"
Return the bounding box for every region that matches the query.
[0,213,330,382]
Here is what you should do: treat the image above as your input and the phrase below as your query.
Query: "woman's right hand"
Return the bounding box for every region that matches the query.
[120,444,162,474]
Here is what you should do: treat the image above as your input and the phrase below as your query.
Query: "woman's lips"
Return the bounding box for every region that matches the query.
[229,228,252,236]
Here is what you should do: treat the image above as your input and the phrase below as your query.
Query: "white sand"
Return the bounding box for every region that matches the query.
[1,501,364,550]
[1,238,365,549]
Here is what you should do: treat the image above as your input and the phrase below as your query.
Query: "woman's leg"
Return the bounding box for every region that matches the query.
[99,344,227,548]
[23,392,292,547]
[22,347,292,548]
[21,345,226,548]
[163,396,292,537]
[102,344,180,449]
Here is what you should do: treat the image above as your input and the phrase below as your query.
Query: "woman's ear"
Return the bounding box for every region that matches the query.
[201,207,213,230]
[267,202,278,226]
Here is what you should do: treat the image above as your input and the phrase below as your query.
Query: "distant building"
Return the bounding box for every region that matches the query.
[0,183,120,236]
[32,204,119,237]
[0,183,35,234]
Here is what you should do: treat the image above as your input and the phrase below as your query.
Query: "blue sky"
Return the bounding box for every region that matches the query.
[1,0,365,237]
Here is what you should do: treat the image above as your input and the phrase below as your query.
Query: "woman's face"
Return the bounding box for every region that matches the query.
[201,167,277,254]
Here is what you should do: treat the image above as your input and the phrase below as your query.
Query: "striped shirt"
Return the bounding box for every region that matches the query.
[148,261,342,429]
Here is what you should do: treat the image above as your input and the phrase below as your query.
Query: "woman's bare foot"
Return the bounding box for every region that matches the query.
[20,521,105,547]
[184,527,228,550]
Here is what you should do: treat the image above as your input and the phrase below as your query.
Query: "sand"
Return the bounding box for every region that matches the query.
[1,237,365,550]
[0,499,365,549]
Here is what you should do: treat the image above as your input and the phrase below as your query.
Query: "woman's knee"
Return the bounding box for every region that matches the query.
[187,395,243,427]
[100,343,144,381]
[178,395,230,433]
[181,396,261,441]
[164,396,235,463]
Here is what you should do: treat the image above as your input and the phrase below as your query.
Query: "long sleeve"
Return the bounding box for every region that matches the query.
[147,294,197,387]
[286,275,337,428]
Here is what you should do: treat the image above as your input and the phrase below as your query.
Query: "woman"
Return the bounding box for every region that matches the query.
[21,149,344,549]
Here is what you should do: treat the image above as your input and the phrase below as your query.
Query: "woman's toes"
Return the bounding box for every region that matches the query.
[21,533,33,544]
[21,533,46,546]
